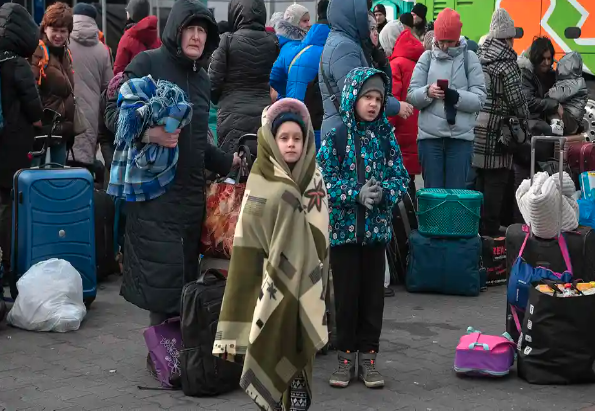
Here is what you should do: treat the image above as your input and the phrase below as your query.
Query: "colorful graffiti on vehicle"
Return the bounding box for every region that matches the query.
[416,0,595,75]
[500,0,594,74]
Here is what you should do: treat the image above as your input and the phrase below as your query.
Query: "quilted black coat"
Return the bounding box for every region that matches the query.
[208,0,279,154]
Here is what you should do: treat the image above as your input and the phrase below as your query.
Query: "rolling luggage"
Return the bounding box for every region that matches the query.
[11,167,97,306]
[568,141,595,175]
[387,191,417,284]
[406,230,482,296]
[505,136,595,341]
[94,190,120,280]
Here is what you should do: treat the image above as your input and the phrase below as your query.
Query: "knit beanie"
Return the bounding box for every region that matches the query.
[373,4,386,16]
[399,12,414,28]
[412,3,428,21]
[73,3,97,19]
[379,20,405,56]
[423,30,434,50]
[271,112,307,137]
[434,8,462,41]
[284,4,309,27]
[317,0,329,21]
[359,74,385,100]
[489,8,516,39]
[267,98,310,135]
[126,0,150,23]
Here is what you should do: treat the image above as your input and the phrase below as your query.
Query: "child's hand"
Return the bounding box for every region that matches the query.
[558,104,564,118]
[398,102,414,119]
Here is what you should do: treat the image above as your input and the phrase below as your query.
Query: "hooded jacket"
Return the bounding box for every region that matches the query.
[270,24,330,117]
[113,15,161,74]
[105,0,232,315]
[319,0,400,139]
[407,39,487,141]
[317,68,410,247]
[208,0,278,154]
[517,51,558,121]
[69,15,113,165]
[547,51,588,123]
[276,17,306,49]
[473,37,528,169]
[388,29,424,175]
[269,17,308,99]
[0,3,44,189]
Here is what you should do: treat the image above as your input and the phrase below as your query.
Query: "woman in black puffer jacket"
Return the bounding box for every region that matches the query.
[0,3,43,279]
[209,0,279,155]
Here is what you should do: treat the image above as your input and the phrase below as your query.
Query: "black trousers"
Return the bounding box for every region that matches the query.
[330,244,385,353]
[475,168,511,237]
[0,188,11,273]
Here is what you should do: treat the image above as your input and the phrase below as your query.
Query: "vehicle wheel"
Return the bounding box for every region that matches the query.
[84,296,95,310]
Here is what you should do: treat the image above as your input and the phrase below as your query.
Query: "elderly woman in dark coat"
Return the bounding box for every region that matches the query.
[208,0,278,154]
[104,0,237,333]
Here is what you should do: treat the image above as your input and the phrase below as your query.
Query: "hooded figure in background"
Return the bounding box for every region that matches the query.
[113,0,161,74]
[319,0,408,139]
[0,3,44,284]
[68,3,113,166]
[276,3,310,49]
[104,0,234,327]
[209,0,279,154]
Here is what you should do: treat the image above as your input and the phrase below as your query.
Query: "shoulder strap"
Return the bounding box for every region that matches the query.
[463,49,469,78]
[37,40,50,86]
[319,54,340,113]
[289,45,313,75]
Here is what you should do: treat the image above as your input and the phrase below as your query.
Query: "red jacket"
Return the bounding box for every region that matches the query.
[388,29,424,175]
[113,16,161,75]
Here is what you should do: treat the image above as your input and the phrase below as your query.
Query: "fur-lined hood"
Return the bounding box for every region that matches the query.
[275,18,306,43]
[517,51,533,72]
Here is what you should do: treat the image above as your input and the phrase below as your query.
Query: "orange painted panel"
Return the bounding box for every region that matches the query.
[501,0,546,54]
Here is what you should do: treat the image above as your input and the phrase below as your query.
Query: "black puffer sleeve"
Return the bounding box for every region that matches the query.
[13,58,43,124]
[208,34,230,105]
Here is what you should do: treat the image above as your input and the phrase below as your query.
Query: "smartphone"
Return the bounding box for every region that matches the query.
[437,79,449,91]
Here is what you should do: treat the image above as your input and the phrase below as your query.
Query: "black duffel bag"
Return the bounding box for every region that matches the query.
[179,269,242,396]
[518,281,595,385]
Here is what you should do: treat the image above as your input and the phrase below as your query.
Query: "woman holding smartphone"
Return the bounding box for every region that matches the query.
[407,8,486,189]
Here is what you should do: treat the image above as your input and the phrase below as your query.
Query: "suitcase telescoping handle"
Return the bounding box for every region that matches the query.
[530,136,567,238]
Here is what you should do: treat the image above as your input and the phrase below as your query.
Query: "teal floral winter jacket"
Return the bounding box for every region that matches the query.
[317,67,410,247]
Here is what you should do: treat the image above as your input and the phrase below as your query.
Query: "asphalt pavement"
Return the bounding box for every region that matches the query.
[2,275,595,411]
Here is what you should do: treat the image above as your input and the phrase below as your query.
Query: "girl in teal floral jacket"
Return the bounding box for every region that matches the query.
[317,67,409,390]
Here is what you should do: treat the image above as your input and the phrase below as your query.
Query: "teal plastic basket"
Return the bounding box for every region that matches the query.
[416,189,483,237]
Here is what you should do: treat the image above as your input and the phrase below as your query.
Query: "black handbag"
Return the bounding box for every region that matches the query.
[517,281,595,385]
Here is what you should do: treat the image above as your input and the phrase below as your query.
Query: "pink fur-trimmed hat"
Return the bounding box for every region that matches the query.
[265,98,311,128]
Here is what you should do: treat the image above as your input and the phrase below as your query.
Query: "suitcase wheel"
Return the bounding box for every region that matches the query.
[84,296,95,310]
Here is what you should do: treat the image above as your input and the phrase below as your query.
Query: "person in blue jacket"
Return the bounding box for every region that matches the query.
[270,0,331,150]
[319,0,413,140]
[269,4,310,99]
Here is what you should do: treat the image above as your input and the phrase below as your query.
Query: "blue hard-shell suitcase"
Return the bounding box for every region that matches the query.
[406,230,481,296]
[11,168,97,305]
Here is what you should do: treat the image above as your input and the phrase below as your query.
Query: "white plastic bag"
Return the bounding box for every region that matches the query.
[7,259,87,332]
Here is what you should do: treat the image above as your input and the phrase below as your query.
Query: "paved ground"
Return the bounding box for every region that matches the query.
[1,277,595,411]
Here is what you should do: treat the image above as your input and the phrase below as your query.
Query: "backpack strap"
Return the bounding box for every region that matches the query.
[37,40,50,85]
[319,54,340,113]
[289,45,313,75]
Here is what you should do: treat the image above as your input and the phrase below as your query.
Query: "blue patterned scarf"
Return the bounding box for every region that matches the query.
[107,75,192,202]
